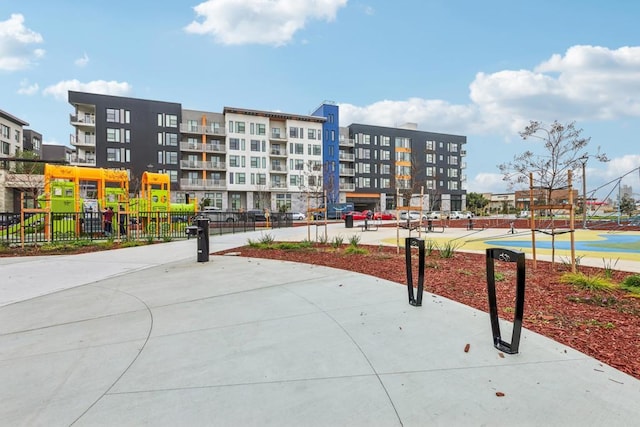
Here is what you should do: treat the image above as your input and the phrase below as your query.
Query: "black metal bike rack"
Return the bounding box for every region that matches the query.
[405,237,425,306]
[486,248,525,354]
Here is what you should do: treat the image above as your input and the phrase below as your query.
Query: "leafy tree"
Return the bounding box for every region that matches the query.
[466,192,489,215]
[620,194,636,216]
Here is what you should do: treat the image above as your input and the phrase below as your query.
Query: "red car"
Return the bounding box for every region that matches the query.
[341,211,367,220]
[373,211,395,220]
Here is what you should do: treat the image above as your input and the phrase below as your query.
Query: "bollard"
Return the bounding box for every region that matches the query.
[486,248,525,354]
[186,216,210,262]
[427,219,433,232]
[405,237,425,306]
[467,218,474,230]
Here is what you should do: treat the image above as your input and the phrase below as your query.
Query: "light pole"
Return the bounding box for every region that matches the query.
[580,155,588,229]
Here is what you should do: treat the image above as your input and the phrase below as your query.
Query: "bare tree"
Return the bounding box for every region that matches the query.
[7,150,45,208]
[499,120,608,204]
[499,120,609,268]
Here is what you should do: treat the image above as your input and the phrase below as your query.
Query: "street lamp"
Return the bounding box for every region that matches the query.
[580,155,588,229]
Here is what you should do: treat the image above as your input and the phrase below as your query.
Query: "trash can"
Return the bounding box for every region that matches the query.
[345,213,353,228]
[186,216,210,262]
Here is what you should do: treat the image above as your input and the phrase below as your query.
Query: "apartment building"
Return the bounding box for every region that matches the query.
[66,91,467,213]
[1,109,29,159]
[68,91,182,190]
[344,123,467,212]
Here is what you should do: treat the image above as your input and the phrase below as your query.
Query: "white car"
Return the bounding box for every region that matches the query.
[426,211,441,219]
[449,211,473,219]
[399,211,427,221]
[290,212,306,220]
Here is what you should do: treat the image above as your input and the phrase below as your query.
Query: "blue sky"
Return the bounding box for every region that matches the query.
[2,0,639,200]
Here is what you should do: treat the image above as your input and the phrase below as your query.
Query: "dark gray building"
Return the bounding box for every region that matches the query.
[345,123,467,212]
[68,91,182,186]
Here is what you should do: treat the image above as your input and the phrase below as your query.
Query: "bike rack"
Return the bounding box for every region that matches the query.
[486,248,526,354]
[405,237,425,306]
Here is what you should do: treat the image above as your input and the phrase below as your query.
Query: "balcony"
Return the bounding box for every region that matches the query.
[180,141,202,152]
[180,124,226,136]
[339,167,355,176]
[180,160,203,170]
[270,182,287,189]
[205,161,226,171]
[269,131,287,142]
[339,152,355,161]
[179,178,226,190]
[339,183,356,191]
[70,134,96,147]
[270,147,287,157]
[339,137,355,147]
[69,156,96,166]
[270,164,288,173]
[70,114,95,127]
[205,142,226,153]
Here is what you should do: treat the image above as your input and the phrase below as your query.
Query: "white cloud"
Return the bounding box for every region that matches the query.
[0,13,45,71]
[338,45,640,138]
[74,52,89,67]
[42,79,133,101]
[184,0,348,46]
[470,172,510,194]
[17,79,39,95]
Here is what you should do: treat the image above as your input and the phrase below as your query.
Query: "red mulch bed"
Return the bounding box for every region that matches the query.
[215,243,640,380]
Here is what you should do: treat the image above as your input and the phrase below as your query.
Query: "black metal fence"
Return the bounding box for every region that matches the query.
[0,210,293,245]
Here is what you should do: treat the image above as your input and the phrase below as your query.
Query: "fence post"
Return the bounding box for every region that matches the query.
[405,237,425,306]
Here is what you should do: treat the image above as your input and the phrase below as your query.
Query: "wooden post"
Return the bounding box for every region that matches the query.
[530,173,537,269]
[568,170,576,273]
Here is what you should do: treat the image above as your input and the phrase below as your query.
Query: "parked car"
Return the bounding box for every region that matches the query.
[449,211,473,219]
[399,211,427,221]
[518,210,530,218]
[290,212,306,220]
[426,211,441,220]
[373,211,395,220]
[341,211,367,220]
[247,210,267,221]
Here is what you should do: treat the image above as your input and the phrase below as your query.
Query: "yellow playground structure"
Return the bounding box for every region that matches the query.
[19,164,198,240]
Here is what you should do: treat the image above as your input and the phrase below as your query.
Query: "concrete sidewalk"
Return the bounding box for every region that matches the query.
[1,225,639,426]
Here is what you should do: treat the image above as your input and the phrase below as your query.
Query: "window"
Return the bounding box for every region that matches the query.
[256,173,266,185]
[448,180,459,190]
[381,178,391,188]
[205,192,223,209]
[228,121,234,133]
[167,170,178,183]
[106,108,120,123]
[106,128,120,142]
[236,173,246,184]
[380,150,390,160]
[231,193,241,209]
[229,155,240,167]
[380,136,390,147]
[426,153,435,163]
[250,140,260,151]
[426,140,435,151]
[166,152,178,165]
[166,133,178,146]
[308,128,316,139]
[448,155,458,165]
[313,145,321,156]
[289,127,298,138]
[124,129,130,143]
[396,151,411,162]
[229,138,240,150]
[358,148,371,159]
[381,164,391,174]
[294,143,304,154]
[107,148,121,161]
[290,175,301,186]
[426,166,435,177]
[448,142,458,152]
[256,123,266,135]
[2,141,10,154]
[448,168,459,178]
[361,134,371,145]
[250,156,261,168]
[293,159,304,171]
[166,114,178,128]
[236,121,245,133]
[395,137,410,149]
[187,120,198,131]
[275,193,292,210]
